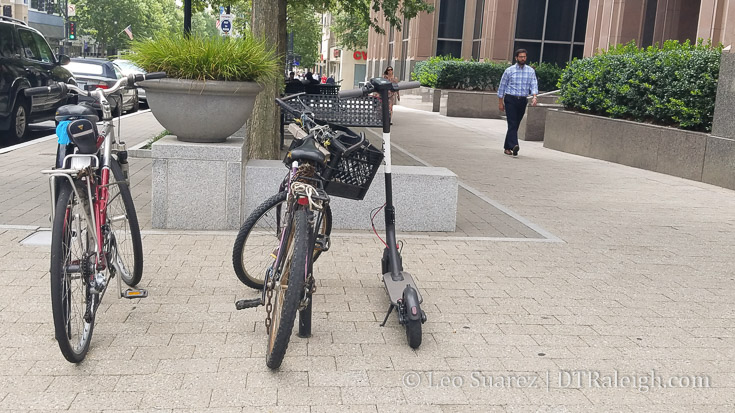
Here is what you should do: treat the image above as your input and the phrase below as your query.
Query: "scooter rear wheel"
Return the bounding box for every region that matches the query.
[406,319,422,349]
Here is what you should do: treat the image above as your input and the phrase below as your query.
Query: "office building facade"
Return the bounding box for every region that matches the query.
[367,0,735,81]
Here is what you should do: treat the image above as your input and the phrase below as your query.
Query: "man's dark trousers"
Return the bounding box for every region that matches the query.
[503,95,528,150]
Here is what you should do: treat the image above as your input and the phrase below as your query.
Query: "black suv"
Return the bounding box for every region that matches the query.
[0,16,74,141]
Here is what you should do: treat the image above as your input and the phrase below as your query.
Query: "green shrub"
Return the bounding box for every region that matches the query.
[129,32,280,83]
[412,57,563,92]
[411,55,463,88]
[532,62,564,92]
[435,61,507,90]
[558,40,721,132]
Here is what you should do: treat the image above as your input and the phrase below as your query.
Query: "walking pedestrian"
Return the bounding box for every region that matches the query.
[497,49,538,156]
[383,66,400,123]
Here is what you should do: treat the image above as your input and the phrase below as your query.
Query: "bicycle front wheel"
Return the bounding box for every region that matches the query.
[107,159,143,286]
[266,208,309,369]
[50,182,95,363]
[233,191,331,290]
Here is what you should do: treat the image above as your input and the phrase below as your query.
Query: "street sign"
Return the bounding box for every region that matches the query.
[68,4,76,17]
[293,61,300,66]
[220,14,232,35]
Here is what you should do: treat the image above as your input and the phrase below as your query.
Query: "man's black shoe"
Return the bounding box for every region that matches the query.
[512,145,519,156]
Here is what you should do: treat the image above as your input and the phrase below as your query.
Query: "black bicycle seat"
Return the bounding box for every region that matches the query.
[55,103,99,122]
[288,137,326,164]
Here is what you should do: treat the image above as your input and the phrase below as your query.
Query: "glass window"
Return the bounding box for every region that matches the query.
[542,43,571,66]
[473,0,485,39]
[515,0,545,40]
[18,30,41,61]
[112,64,124,79]
[438,0,465,39]
[31,31,55,63]
[436,40,462,58]
[66,62,105,75]
[472,41,481,60]
[641,0,658,47]
[402,17,410,40]
[0,25,15,57]
[514,0,589,64]
[572,45,585,60]
[545,0,575,41]
[574,0,590,43]
[512,41,541,63]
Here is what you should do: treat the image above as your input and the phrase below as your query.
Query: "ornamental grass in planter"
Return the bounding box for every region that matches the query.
[129,32,279,143]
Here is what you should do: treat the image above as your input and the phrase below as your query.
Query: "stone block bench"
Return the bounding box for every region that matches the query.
[440,90,502,118]
[245,160,458,231]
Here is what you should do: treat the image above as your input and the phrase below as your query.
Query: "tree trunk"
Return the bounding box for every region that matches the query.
[247,0,287,160]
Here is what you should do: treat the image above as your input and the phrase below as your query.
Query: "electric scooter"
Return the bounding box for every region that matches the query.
[339,78,427,348]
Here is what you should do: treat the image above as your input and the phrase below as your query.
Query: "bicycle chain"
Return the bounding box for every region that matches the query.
[264,282,274,331]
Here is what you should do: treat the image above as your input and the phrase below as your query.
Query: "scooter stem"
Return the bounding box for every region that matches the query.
[378,86,403,281]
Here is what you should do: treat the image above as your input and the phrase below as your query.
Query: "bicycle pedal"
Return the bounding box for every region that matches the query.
[123,289,148,299]
[235,298,262,310]
[314,235,330,252]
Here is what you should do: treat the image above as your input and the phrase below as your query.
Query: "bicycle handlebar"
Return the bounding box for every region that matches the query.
[24,71,167,98]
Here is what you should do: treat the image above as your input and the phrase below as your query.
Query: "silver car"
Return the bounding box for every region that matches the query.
[114,59,147,102]
[67,58,139,116]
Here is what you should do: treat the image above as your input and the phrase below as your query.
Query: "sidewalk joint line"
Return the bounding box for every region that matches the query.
[365,128,563,243]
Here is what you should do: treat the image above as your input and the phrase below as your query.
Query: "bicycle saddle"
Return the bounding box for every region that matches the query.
[288,137,326,164]
[55,103,99,123]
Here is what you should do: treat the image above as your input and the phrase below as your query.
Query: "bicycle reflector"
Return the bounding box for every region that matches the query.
[297,197,309,206]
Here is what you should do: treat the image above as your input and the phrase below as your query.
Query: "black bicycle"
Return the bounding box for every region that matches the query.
[234,93,383,369]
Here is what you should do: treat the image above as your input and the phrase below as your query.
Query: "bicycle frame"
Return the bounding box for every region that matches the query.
[41,87,126,290]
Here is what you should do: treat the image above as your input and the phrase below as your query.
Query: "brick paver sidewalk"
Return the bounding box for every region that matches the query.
[0,103,733,411]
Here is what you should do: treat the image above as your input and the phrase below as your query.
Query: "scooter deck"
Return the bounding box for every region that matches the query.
[383,271,423,305]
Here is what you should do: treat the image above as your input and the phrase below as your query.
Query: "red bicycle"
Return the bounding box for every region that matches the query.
[25,71,165,362]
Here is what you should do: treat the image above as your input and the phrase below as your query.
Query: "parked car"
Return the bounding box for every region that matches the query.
[113,59,147,102]
[0,16,75,140]
[65,58,139,117]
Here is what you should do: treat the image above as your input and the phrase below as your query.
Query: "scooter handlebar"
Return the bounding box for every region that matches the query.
[338,88,367,99]
[395,81,421,91]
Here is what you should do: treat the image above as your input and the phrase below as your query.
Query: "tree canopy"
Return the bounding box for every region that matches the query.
[74,0,217,52]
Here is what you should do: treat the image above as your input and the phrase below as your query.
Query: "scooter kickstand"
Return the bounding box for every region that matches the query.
[380,304,395,327]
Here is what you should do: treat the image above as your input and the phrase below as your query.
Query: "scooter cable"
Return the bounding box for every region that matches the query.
[370,203,388,248]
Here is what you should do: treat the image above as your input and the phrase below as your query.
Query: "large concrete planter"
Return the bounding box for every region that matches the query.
[140,78,263,143]
[544,109,735,189]
[440,90,501,118]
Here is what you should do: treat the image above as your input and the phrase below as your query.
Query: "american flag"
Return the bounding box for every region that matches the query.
[123,25,133,40]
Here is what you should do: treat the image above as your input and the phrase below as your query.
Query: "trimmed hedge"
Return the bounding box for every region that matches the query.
[558,40,721,132]
[412,56,563,92]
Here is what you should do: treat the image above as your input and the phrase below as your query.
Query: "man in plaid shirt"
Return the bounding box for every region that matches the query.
[497,49,538,156]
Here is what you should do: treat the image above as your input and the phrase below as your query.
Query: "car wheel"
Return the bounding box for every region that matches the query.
[130,91,140,113]
[9,97,29,140]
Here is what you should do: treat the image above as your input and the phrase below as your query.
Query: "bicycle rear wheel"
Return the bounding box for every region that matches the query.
[106,159,143,286]
[50,182,95,363]
[233,191,331,290]
[265,208,309,369]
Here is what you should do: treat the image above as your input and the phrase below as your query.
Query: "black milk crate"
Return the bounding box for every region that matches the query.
[324,131,383,201]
